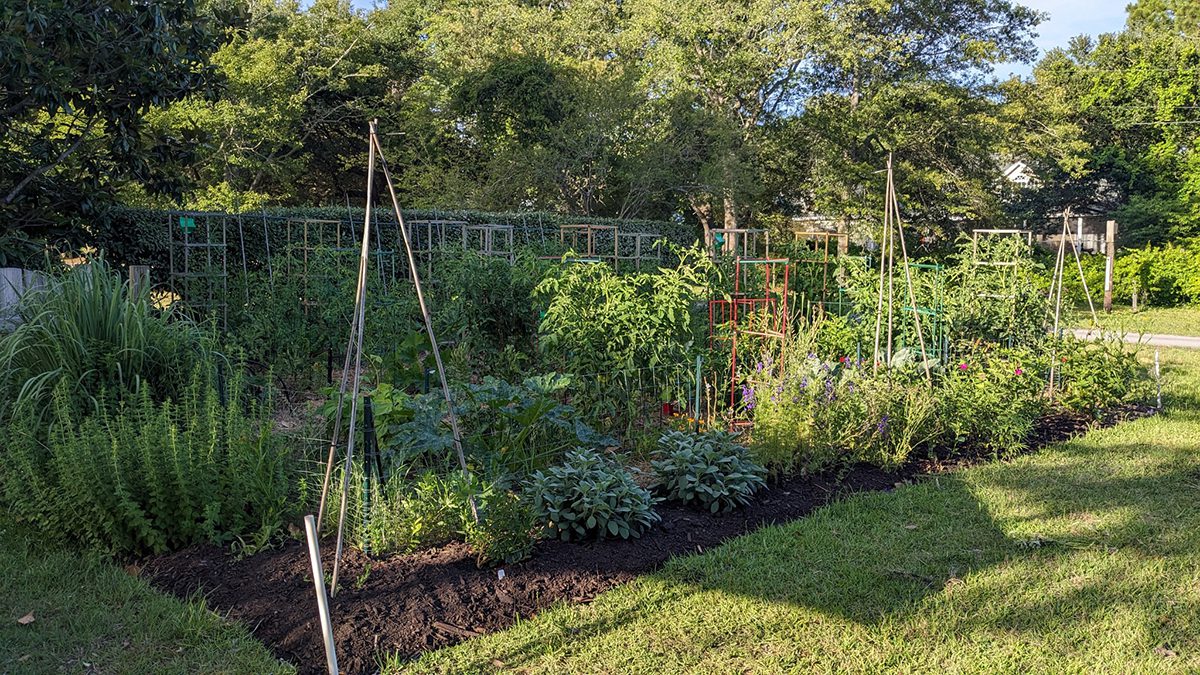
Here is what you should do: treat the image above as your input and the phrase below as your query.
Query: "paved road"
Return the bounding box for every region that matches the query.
[1071,328,1200,349]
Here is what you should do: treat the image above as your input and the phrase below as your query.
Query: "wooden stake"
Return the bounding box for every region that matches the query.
[890,179,933,385]
[330,126,377,596]
[370,122,479,524]
[1047,212,1069,397]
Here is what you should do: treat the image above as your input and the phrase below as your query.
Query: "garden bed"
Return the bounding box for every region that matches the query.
[140,405,1151,674]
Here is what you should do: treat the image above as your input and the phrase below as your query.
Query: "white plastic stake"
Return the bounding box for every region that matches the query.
[304,515,339,675]
[1155,349,1162,410]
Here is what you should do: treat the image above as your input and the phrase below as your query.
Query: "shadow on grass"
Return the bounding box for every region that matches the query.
[455,425,1200,672]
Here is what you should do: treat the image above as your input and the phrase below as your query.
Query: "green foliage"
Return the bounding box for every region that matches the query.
[1,367,294,556]
[1013,8,1200,243]
[526,448,660,541]
[1054,336,1153,416]
[323,466,535,565]
[536,249,712,373]
[812,314,866,361]
[745,332,937,473]
[535,247,714,431]
[650,430,766,513]
[322,371,612,479]
[322,469,477,556]
[0,0,213,239]
[939,345,1047,454]
[0,259,210,416]
[1113,240,1200,307]
[430,248,548,355]
[459,374,616,476]
[465,491,538,567]
[144,0,421,209]
[942,234,1049,345]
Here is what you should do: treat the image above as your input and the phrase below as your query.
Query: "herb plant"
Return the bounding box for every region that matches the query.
[526,448,660,541]
[651,430,766,513]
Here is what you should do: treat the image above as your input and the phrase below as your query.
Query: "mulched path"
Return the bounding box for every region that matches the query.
[140,404,1153,674]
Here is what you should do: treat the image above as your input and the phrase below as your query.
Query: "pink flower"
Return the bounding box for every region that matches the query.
[1014,368,1024,375]
[958,363,969,371]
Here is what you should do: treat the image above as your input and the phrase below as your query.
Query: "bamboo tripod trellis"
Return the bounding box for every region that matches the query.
[1046,208,1100,396]
[315,120,477,597]
[871,154,933,385]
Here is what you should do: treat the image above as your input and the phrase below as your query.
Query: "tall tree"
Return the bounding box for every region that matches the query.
[143,0,423,210]
[0,0,212,245]
[1011,3,1200,244]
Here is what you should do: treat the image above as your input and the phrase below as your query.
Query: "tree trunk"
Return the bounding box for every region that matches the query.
[722,190,738,253]
[689,195,714,249]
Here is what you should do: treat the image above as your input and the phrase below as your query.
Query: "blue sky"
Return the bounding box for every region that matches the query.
[1003,0,1130,76]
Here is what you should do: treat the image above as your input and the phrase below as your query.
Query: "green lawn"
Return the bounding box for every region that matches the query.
[1073,306,1200,337]
[400,348,1200,674]
[0,527,292,674]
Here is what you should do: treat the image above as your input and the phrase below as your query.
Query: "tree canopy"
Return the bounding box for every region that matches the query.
[5,0,1199,250]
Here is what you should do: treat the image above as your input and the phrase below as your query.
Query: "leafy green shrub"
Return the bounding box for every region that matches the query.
[465,491,538,567]
[320,372,613,479]
[1112,240,1200,307]
[532,247,716,435]
[651,430,766,513]
[939,345,1046,454]
[526,448,660,541]
[322,467,536,564]
[2,367,294,555]
[941,234,1049,346]
[430,248,547,352]
[0,258,209,415]
[1054,336,1152,415]
[534,247,714,413]
[224,250,422,382]
[812,314,865,362]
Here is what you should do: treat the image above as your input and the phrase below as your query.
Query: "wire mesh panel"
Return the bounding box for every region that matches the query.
[405,220,465,280]
[711,228,769,259]
[709,258,791,427]
[559,224,618,265]
[972,229,1033,268]
[898,261,947,363]
[167,212,228,326]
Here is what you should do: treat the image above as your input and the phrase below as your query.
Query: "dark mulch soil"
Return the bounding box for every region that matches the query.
[140,404,1154,674]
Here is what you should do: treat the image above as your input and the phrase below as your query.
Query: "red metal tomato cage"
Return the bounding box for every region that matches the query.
[708,258,791,424]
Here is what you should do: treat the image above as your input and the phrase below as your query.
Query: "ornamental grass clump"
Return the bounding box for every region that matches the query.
[526,448,660,541]
[651,430,766,513]
[0,258,209,417]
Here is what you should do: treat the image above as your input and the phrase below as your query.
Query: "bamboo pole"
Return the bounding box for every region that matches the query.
[303,515,339,675]
[871,171,889,374]
[1066,223,1099,324]
[316,136,373,532]
[329,128,377,596]
[1048,213,1069,397]
[884,157,896,368]
[890,178,933,386]
[370,121,479,523]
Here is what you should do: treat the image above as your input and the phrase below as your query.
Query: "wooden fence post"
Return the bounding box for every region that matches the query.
[128,265,151,297]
